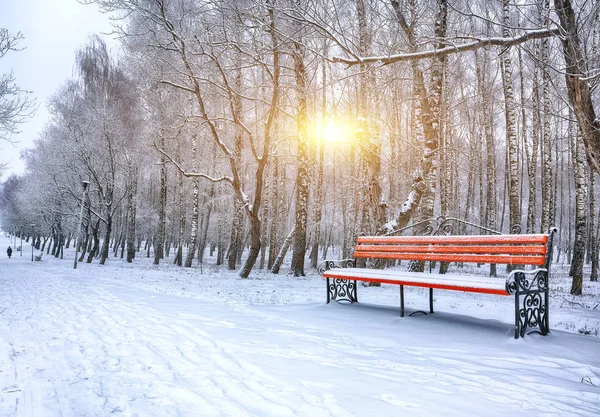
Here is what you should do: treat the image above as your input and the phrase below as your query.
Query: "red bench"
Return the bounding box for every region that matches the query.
[318,231,557,338]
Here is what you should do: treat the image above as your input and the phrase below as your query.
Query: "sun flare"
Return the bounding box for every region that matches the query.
[313,119,353,145]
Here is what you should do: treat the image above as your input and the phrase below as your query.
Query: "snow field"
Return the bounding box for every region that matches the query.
[1,233,600,416]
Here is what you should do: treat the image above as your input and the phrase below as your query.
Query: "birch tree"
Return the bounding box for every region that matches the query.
[290,0,310,277]
[570,129,586,295]
[309,47,328,269]
[500,1,521,234]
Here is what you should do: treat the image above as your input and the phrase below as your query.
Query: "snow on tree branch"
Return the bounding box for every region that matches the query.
[153,142,233,185]
[333,28,559,66]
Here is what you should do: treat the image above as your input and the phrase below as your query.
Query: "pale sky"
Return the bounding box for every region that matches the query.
[0,0,117,180]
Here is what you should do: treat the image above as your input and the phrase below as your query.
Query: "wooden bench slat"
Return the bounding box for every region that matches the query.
[354,244,547,255]
[357,234,549,245]
[352,251,547,265]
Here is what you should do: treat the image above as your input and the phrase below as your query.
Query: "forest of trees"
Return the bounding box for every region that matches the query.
[1,0,600,295]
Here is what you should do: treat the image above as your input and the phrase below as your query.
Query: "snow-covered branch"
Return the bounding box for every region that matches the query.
[153,142,233,185]
[158,80,195,93]
[333,28,559,66]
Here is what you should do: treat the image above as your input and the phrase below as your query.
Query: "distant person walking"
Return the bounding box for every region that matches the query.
[7,246,13,258]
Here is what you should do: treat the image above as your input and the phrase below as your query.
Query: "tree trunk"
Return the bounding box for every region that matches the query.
[87,219,100,263]
[590,170,598,281]
[216,200,225,266]
[526,56,540,233]
[310,47,327,270]
[198,183,214,264]
[568,118,574,263]
[541,1,554,232]
[237,1,279,278]
[476,49,497,276]
[154,144,167,265]
[500,0,521,237]
[238,213,261,278]
[185,135,200,267]
[99,183,114,265]
[228,201,243,269]
[272,226,296,274]
[291,1,309,277]
[267,156,281,270]
[382,0,446,234]
[259,162,270,269]
[174,169,185,266]
[126,167,137,263]
[99,210,112,265]
[227,59,245,271]
[570,130,586,295]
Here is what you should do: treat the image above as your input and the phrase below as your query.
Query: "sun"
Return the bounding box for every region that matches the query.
[313,119,352,145]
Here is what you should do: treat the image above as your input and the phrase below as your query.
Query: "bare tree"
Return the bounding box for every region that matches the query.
[130,0,282,278]
[0,28,35,142]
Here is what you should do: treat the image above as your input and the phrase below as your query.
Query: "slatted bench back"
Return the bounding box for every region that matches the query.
[354,234,550,266]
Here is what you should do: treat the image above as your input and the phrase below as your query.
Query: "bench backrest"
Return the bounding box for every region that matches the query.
[354,234,550,266]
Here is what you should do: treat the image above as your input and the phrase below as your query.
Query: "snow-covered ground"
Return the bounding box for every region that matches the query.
[1,233,600,416]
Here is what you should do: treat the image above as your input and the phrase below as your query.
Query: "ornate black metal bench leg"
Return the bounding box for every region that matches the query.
[326,278,358,303]
[401,287,433,317]
[429,288,434,314]
[319,259,358,304]
[514,288,520,339]
[510,270,549,338]
[400,285,405,317]
[544,280,550,336]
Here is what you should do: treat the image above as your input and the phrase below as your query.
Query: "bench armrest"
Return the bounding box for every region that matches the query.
[505,268,548,295]
[317,259,356,276]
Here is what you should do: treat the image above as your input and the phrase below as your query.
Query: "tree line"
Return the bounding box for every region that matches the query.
[1,0,599,295]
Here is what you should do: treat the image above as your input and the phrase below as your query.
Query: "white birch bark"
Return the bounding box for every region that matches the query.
[309,48,327,269]
[154,132,167,265]
[526,51,540,234]
[184,135,199,268]
[589,170,598,281]
[541,0,554,232]
[126,164,137,263]
[174,168,185,267]
[267,156,280,270]
[500,0,521,235]
[272,226,296,275]
[380,0,445,234]
[570,128,586,295]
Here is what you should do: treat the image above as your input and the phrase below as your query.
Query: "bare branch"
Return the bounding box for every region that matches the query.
[153,142,233,185]
[333,28,560,66]
[158,79,195,93]
[579,70,600,82]
[205,50,260,161]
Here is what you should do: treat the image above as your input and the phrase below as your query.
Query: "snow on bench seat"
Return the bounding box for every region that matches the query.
[322,268,511,296]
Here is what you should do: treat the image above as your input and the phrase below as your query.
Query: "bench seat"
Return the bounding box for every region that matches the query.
[323,268,514,296]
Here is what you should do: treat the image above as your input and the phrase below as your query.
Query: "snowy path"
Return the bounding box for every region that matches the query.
[1,249,600,415]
